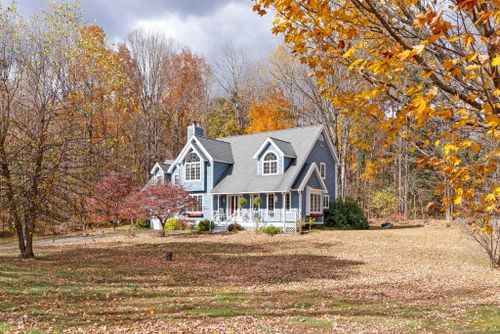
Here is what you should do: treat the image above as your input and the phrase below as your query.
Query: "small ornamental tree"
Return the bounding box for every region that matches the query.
[134,182,196,234]
[87,172,135,230]
[120,187,144,224]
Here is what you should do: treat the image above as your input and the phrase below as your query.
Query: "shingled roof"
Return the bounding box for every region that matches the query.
[267,137,296,158]
[211,125,324,194]
[194,136,234,164]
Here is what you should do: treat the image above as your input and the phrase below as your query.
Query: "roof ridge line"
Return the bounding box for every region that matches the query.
[216,124,323,140]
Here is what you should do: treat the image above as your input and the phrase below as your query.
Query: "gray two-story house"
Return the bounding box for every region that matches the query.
[149,122,338,232]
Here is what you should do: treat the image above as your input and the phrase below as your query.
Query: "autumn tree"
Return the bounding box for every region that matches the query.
[212,44,260,128]
[208,97,243,137]
[132,182,195,233]
[127,29,176,177]
[246,92,297,133]
[255,0,500,266]
[87,172,136,229]
[71,25,140,181]
[0,2,93,257]
[162,48,211,155]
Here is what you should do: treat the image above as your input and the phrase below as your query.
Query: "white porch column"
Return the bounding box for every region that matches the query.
[299,191,303,218]
[250,195,253,225]
[282,192,286,230]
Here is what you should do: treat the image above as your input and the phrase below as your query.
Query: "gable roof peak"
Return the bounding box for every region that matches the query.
[252,136,297,159]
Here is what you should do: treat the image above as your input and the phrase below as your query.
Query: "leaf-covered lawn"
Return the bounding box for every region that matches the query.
[0,222,498,333]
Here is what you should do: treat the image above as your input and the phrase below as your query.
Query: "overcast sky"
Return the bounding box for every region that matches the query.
[1,0,280,59]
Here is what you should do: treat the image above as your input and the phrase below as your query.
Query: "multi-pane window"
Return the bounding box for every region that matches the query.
[188,194,203,213]
[263,152,278,175]
[268,193,275,211]
[323,195,330,209]
[285,193,291,210]
[309,193,322,213]
[320,162,326,179]
[185,153,201,181]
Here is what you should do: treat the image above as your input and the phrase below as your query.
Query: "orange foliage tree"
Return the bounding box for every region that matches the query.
[246,93,297,134]
[162,48,211,154]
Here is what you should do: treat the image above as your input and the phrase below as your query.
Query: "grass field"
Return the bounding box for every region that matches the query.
[0,221,499,333]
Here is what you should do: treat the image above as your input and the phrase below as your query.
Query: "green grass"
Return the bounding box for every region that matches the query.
[463,306,500,332]
[330,299,350,309]
[0,321,12,333]
[24,329,45,334]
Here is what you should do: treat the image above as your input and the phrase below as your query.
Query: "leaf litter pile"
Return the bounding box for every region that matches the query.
[0,221,498,333]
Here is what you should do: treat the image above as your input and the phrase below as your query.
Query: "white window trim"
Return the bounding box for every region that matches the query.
[323,195,330,208]
[188,194,203,213]
[185,152,201,182]
[262,152,279,176]
[320,162,326,179]
[307,188,323,215]
[172,173,179,185]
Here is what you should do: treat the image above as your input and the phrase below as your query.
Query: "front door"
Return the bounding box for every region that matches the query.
[228,195,239,215]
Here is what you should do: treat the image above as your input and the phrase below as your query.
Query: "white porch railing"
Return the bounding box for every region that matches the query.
[213,208,299,224]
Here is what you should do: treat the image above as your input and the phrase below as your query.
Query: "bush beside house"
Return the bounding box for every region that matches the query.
[197,219,215,232]
[262,226,283,235]
[164,218,182,231]
[326,199,369,230]
[136,219,150,228]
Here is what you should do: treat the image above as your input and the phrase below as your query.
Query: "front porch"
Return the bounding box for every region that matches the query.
[213,208,301,233]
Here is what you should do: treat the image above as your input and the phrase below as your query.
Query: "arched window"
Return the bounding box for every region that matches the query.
[186,152,201,181]
[263,152,278,175]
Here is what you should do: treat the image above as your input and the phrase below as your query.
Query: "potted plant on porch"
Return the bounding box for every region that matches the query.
[238,197,248,208]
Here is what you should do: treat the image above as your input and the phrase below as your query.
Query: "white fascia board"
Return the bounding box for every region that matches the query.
[167,138,213,174]
[297,163,328,192]
[252,137,285,160]
[150,163,161,175]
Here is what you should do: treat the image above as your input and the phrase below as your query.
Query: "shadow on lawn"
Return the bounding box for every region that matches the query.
[0,241,363,287]
[0,241,366,329]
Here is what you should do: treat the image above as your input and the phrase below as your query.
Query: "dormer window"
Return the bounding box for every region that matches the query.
[263,152,278,175]
[186,152,201,181]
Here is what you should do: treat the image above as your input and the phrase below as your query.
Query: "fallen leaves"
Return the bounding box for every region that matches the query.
[0,224,498,333]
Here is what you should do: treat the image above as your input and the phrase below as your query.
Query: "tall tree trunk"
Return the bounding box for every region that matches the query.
[403,137,409,222]
[0,145,26,255]
[23,216,35,258]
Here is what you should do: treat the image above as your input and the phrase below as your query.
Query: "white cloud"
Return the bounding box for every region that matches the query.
[132,1,279,59]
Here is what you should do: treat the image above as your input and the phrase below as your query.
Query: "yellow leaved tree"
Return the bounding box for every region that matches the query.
[254,0,500,267]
